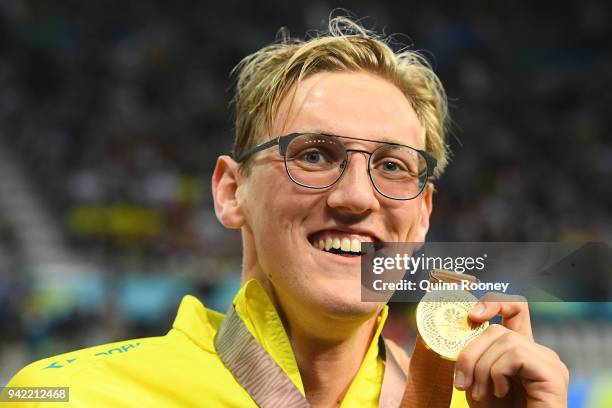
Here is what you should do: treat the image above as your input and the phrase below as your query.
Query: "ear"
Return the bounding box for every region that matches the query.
[415,184,434,240]
[212,155,245,229]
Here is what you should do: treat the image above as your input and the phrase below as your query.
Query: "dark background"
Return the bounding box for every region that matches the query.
[0,1,610,405]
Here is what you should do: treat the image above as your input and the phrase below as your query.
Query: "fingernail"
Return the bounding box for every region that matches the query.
[454,370,465,389]
[472,303,485,316]
[472,383,480,400]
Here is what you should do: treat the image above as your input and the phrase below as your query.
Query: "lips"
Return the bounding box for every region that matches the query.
[308,229,379,256]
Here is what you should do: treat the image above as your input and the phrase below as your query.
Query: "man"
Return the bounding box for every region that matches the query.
[5,16,568,407]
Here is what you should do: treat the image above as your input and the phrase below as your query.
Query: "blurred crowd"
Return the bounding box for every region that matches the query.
[0,0,611,402]
[1,2,609,251]
[0,215,20,343]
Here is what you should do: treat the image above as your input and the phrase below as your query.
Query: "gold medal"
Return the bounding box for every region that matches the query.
[416,289,488,361]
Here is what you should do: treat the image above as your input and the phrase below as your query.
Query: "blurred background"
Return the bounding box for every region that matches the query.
[0,1,610,406]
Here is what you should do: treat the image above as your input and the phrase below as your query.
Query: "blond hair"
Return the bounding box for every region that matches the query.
[231,16,450,180]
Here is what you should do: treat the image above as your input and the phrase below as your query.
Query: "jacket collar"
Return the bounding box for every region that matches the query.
[172,279,389,406]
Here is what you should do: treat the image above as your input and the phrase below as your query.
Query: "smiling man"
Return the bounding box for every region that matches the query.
[5,17,568,408]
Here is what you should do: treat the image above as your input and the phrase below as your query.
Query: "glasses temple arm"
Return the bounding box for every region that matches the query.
[233,137,280,162]
[417,150,437,177]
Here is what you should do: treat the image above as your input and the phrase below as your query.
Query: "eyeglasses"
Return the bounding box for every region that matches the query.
[234,132,437,200]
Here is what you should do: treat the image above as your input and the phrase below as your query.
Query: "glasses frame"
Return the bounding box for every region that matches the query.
[234,132,437,200]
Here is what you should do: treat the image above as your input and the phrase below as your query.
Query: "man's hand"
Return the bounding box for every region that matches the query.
[453,293,569,408]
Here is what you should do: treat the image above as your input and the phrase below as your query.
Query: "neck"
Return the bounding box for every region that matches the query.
[241,231,383,407]
[285,309,379,407]
[255,282,380,406]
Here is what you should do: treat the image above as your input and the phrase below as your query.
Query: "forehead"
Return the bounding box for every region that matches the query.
[273,71,425,148]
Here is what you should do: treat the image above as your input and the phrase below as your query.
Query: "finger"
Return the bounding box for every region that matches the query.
[469,293,532,339]
[533,343,564,367]
[471,330,529,401]
[532,344,570,386]
[492,374,512,399]
[489,345,546,396]
[491,344,570,404]
[454,323,507,391]
[462,332,569,403]
[490,353,525,400]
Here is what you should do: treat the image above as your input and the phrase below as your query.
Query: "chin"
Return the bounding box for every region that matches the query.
[307,280,383,318]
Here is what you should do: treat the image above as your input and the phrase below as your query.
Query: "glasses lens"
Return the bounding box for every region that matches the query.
[370,145,428,199]
[285,134,346,188]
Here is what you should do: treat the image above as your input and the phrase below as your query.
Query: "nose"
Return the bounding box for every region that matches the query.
[326,152,381,214]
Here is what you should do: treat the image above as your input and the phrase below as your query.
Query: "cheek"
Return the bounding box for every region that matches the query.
[246,168,315,243]
[384,202,422,241]
[248,181,323,284]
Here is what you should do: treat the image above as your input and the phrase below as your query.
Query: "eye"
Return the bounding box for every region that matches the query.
[382,162,399,172]
[304,151,322,164]
[376,159,407,173]
[298,148,335,166]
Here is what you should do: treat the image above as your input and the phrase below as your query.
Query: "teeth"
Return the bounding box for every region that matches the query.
[314,235,365,254]
[341,238,351,251]
[325,238,333,250]
[332,238,341,249]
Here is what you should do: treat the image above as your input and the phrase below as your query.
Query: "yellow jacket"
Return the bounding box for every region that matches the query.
[5,280,467,407]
